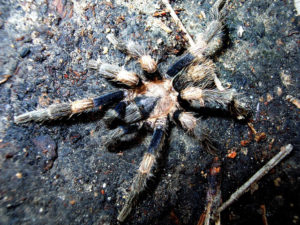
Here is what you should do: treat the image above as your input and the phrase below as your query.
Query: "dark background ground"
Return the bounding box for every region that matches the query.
[0,0,299,224]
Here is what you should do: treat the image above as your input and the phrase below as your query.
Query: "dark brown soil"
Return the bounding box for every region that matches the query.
[0,0,299,224]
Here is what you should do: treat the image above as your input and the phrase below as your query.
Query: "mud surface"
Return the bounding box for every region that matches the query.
[0,0,299,225]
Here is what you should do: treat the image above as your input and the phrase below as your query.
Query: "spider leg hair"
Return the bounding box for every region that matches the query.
[191,20,224,59]
[106,33,127,52]
[173,110,217,154]
[213,0,228,13]
[229,97,251,120]
[167,19,224,77]
[212,0,232,19]
[117,117,168,222]
[14,91,126,124]
[99,64,140,87]
[107,34,157,73]
[103,123,143,148]
[173,60,216,91]
[181,88,236,110]
[181,87,250,120]
[123,96,159,124]
[173,110,217,155]
[88,61,140,87]
[138,55,158,74]
[103,101,127,125]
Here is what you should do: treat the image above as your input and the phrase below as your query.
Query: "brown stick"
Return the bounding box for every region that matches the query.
[162,0,195,46]
[217,144,293,213]
[0,74,11,85]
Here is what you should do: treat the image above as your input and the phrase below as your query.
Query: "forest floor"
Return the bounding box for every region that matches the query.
[0,0,299,224]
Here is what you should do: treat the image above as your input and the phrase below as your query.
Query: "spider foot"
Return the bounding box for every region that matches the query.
[107,34,157,74]
[117,118,167,222]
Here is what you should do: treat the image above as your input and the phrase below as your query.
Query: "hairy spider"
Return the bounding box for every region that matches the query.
[14,0,249,222]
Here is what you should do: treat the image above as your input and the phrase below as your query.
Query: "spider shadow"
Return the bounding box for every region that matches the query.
[103,124,148,154]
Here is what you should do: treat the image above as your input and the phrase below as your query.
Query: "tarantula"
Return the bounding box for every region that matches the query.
[14,0,249,222]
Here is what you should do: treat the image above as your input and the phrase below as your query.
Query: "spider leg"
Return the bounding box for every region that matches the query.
[173,60,216,92]
[228,98,251,120]
[124,96,160,124]
[180,87,249,120]
[173,110,217,154]
[181,87,235,109]
[166,53,195,77]
[117,117,168,222]
[14,90,126,124]
[166,0,227,77]
[103,101,127,125]
[89,62,140,87]
[107,34,157,74]
[104,95,160,126]
[103,123,143,149]
[167,19,224,77]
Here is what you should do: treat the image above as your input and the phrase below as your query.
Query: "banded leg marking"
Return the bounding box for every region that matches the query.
[14,91,126,124]
[117,118,167,222]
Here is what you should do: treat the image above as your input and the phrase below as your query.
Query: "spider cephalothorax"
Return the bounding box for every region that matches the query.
[14,0,249,222]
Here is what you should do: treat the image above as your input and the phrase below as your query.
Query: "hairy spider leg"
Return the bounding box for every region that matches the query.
[88,62,140,87]
[123,96,160,124]
[107,34,157,74]
[166,7,225,77]
[103,123,143,149]
[180,87,249,120]
[172,60,216,92]
[104,95,160,125]
[14,91,125,124]
[117,117,168,222]
[180,87,236,109]
[103,101,127,125]
[173,110,217,154]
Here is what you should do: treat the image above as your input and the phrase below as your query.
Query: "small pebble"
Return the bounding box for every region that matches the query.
[237,25,245,37]
[266,93,273,102]
[70,200,76,205]
[276,86,282,96]
[280,71,292,87]
[103,46,108,54]
[274,177,281,187]
[20,47,31,58]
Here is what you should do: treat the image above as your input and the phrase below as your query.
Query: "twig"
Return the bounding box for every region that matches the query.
[0,74,11,85]
[260,204,269,225]
[217,144,293,213]
[162,0,195,46]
